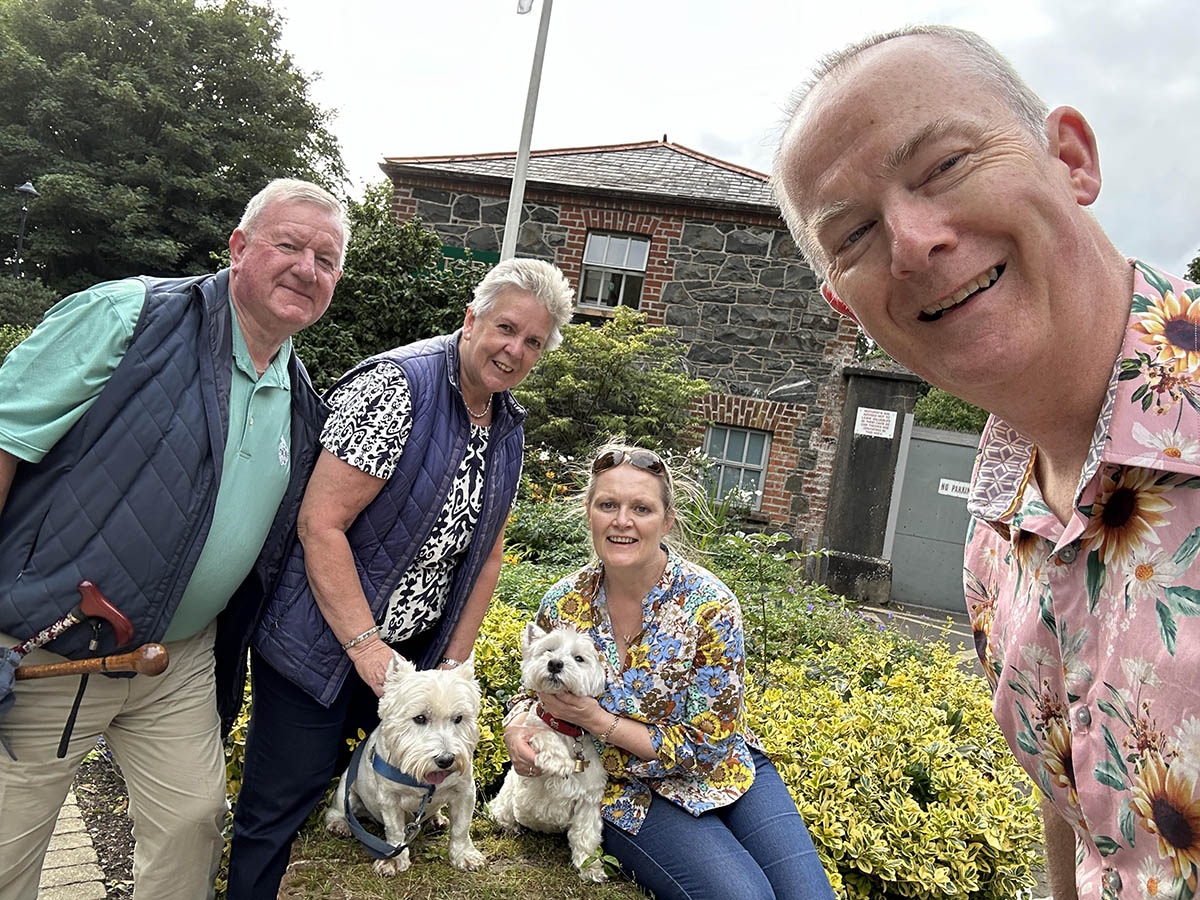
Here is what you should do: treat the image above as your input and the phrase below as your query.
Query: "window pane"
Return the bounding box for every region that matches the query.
[600,273,620,307]
[605,236,629,267]
[620,274,643,309]
[584,234,607,264]
[579,269,604,305]
[703,466,720,496]
[706,427,727,456]
[719,468,738,498]
[746,432,766,466]
[726,429,746,463]
[626,238,649,271]
[741,469,761,492]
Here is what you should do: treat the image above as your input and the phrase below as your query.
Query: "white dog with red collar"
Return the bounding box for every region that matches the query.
[491,623,609,881]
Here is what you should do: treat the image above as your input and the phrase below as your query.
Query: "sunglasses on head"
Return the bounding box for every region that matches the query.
[591,448,667,477]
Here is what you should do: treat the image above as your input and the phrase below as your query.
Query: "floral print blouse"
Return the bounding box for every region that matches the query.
[526,550,756,834]
[965,262,1200,899]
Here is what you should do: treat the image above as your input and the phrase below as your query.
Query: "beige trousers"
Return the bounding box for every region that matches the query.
[0,624,226,900]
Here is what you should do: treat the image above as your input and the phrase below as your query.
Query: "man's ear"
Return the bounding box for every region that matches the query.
[821,281,860,324]
[229,228,248,267]
[1045,106,1102,207]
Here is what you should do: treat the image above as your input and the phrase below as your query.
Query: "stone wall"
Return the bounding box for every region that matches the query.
[391,183,565,261]
[387,175,857,547]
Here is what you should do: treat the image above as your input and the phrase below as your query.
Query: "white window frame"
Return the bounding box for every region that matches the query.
[703,425,771,510]
[577,232,650,311]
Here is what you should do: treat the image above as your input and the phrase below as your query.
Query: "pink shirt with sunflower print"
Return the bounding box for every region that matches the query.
[524,549,757,835]
[965,261,1200,900]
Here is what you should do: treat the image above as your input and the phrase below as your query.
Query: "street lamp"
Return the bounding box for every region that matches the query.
[13,180,39,279]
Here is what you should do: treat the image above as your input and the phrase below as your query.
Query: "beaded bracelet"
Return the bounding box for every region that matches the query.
[439,657,464,669]
[341,625,379,650]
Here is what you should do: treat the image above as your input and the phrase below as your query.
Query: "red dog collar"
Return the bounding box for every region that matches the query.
[534,703,584,737]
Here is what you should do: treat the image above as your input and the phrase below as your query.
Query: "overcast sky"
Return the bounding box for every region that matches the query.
[272,0,1198,275]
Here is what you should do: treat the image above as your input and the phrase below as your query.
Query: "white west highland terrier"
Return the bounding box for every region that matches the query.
[324,655,485,876]
[490,624,609,881]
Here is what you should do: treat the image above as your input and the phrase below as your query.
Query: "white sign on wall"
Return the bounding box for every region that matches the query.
[938,478,971,499]
[854,407,897,439]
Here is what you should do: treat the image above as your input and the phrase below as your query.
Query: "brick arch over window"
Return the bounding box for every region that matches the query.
[557,206,681,325]
[693,393,802,525]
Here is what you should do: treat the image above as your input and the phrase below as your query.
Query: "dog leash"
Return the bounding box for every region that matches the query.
[343,739,438,860]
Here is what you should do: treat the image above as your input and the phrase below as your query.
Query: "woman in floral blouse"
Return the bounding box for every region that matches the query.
[503,442,833,900]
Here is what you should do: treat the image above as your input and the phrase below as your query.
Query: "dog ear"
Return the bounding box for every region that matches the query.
[386,652,416,683]
[453,652,476,681]
[521,621,547,654]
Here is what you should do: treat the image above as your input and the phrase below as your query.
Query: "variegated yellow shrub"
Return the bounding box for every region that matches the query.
[222,562,1041,900]
[471,598,527,791]
[748,636,1041,899]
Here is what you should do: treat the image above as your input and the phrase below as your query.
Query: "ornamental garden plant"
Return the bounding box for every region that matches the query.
[219,456,1042,899]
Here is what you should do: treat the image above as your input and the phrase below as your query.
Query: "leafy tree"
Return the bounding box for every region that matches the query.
[913,386,989,434]
[513,307,710,457]
[0,276,58,326]
[0,0,344,295]
[294,183,487,389]
[1188,250,1199,283]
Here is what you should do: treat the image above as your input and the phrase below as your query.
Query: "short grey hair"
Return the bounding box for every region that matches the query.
[238,178,350,265]
[770,25,1050,277]
[469,257,575,352]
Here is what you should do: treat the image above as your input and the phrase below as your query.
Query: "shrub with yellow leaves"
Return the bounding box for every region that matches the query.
[470,598,527,791]
[749,635,1041,899]
[221,557,1041,900]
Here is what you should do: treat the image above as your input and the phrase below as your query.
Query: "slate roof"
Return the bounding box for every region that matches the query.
[381,140,776,212]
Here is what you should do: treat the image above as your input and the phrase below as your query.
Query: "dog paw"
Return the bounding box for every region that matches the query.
[427,809,449,830]
[372,853,410,877]
[324,816,351,838]
[578,861,609,883]
[451,845,486,871]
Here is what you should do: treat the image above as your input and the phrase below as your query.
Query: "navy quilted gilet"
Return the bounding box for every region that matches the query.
[0,272,327,734]
[0,273,238,657]
[254,331,525,706]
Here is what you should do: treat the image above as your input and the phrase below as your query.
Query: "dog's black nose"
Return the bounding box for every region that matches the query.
[547,659,564,674]
[434,753,456,770]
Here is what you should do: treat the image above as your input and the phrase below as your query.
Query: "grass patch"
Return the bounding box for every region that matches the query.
[279,817,645,899]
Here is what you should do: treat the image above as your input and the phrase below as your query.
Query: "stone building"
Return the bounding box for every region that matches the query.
[380,139,858,548]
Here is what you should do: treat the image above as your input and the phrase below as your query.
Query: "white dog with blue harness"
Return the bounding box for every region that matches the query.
[324,653,484,876]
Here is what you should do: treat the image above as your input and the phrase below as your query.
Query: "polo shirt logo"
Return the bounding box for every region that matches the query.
[278,435,289,468]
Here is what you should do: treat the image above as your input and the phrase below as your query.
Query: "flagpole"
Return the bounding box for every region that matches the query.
[500,0,553,261]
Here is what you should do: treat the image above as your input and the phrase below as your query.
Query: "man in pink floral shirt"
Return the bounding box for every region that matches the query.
[771,23,1200,900]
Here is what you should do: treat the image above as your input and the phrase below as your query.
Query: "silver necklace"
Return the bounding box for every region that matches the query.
[464,394,492,419]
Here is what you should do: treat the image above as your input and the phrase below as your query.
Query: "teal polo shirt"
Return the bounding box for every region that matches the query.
[0,278,293,640]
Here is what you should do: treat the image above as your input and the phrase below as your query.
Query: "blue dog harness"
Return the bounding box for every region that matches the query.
[343,739,438,860]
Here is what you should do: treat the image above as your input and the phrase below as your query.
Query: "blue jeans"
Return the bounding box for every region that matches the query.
[602,749,834,900]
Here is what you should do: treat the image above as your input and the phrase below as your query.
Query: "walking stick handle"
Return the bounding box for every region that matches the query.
[14,644,168,680]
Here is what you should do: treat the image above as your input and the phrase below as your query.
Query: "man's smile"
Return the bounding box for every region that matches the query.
[919,264,1005,321]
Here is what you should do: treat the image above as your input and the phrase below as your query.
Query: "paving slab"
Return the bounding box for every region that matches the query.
[37,882,108,900]
[38,862,105,888]
[39,789,106,898]
[47,830,93,852]
[42,844,99,869]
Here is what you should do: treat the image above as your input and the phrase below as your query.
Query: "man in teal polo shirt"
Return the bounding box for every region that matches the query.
[0,178,345,900]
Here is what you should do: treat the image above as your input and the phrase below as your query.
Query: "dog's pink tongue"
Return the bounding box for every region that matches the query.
[426,770,450,785]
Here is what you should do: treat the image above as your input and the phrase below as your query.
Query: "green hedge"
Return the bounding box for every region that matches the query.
[222,563,1039,900]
